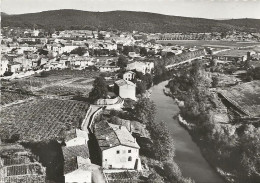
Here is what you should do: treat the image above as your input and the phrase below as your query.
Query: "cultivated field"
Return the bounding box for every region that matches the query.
[156,40,260,48]
[0,98,89,141]
[0,91,34,105]
[220,80,260,117]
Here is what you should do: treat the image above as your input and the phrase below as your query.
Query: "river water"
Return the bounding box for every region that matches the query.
[150,81,224,183]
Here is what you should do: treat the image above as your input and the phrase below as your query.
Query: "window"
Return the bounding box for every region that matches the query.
[105,159,107,161]
[128,156,132,161]
[128,150,131,153]
[116,150,120,154]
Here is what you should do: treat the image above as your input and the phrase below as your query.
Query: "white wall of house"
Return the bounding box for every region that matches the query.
[118,84,136,100]
[65,169,91,183]
[123,72,135,81]
[99,66,120,72]
[10,64,21,73]
[102,145,139,169]
[0,60,9,76]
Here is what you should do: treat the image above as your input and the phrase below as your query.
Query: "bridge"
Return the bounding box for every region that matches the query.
[165,49,231,71]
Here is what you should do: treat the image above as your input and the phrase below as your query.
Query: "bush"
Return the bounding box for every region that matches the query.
[39,71,50,77]
[4,71,13,76]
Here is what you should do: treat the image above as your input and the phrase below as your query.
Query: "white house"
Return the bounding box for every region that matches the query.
[65,129,89,147]
[126,61,154,74]
[99,65,120,72]
[123,71,136,81]
[94,121,141,170]
[8,62,22,73]
[0,57,9,76]
[114,79,136,100]
[63,145,91,183]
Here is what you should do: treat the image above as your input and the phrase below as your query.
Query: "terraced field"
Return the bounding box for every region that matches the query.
[0,98,89,141]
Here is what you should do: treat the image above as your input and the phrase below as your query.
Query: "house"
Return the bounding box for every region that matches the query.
[0,57,9,76]
[94,121,141,170]
[126,61,154,74]
[8,62,22,73]
[128,52,141,58]
[13,56,34,71]
[68,56,94,69]
[123,71,136,81]
[0,144,46,183]
[64,129,89,147]
[62,145,92,183]
[114,79,136,100]
[99,65,120,72]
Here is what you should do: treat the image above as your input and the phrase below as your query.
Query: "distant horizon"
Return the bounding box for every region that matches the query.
[2,0,260,19]
[2,9,260,21]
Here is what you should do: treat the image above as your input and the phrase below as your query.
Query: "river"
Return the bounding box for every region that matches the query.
[150,81,224,183]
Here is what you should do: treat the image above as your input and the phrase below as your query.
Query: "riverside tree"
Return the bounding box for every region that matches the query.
[88,76,108,102]
[134,98,156,124]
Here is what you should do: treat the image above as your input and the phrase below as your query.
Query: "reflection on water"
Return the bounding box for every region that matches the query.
[150,81,224,183]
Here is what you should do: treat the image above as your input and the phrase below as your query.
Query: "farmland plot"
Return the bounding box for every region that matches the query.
[0,98,89,141]
[1,91,33,105]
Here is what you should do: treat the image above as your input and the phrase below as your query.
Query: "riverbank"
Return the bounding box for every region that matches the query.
[164,86,232,183]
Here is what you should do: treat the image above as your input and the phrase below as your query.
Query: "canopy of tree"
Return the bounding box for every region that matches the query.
[88,76,108,102]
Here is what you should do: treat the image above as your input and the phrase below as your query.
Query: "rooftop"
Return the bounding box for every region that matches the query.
[94,121,140,151]
[114,79,136,87]
[62,144,89,161]
[65,129,88,142]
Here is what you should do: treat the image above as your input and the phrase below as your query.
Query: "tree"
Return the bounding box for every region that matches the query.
[147,172,164,183]
[88,76,108,102]
[151,120,175,161]
[144,73,153,89]
[134,98,156,124]
[70,47,86,56]
[211,76,219,88]
[239,125,260,180]
[140,47,148,56]
[117,55,128,68]
[98,32,104,40]
[4,71,13,76]
[136,81,147,95]
[163,162,182,182]
[40,71,50,77]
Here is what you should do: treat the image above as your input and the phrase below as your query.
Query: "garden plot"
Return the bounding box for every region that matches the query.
[0,98,89,141]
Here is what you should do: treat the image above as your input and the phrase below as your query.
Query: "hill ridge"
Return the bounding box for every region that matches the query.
[2,9,260,33]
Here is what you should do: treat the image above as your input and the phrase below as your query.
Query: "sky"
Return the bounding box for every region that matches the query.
[1,0,260,19]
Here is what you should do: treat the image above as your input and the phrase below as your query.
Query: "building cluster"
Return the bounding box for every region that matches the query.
[1,27,227,77]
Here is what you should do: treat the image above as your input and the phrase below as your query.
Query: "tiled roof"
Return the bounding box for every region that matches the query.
[64,157,78,174]
[94,121,140,151]
[62,144,89,160]
[65,129,88,142]
[114,79,136,87]
[108,123,140,149]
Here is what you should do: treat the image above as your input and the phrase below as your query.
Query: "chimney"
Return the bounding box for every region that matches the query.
[105,136,109,141]
[109,144,112,147]
[134,138,136,143]
[119,125,122,130]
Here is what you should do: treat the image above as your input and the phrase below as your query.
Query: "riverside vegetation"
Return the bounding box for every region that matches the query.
[167,61,260,183]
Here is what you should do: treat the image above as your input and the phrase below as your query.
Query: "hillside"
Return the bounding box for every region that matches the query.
[2,9,260,33]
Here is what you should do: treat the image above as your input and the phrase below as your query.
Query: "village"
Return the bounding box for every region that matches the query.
[1,20,260,183]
